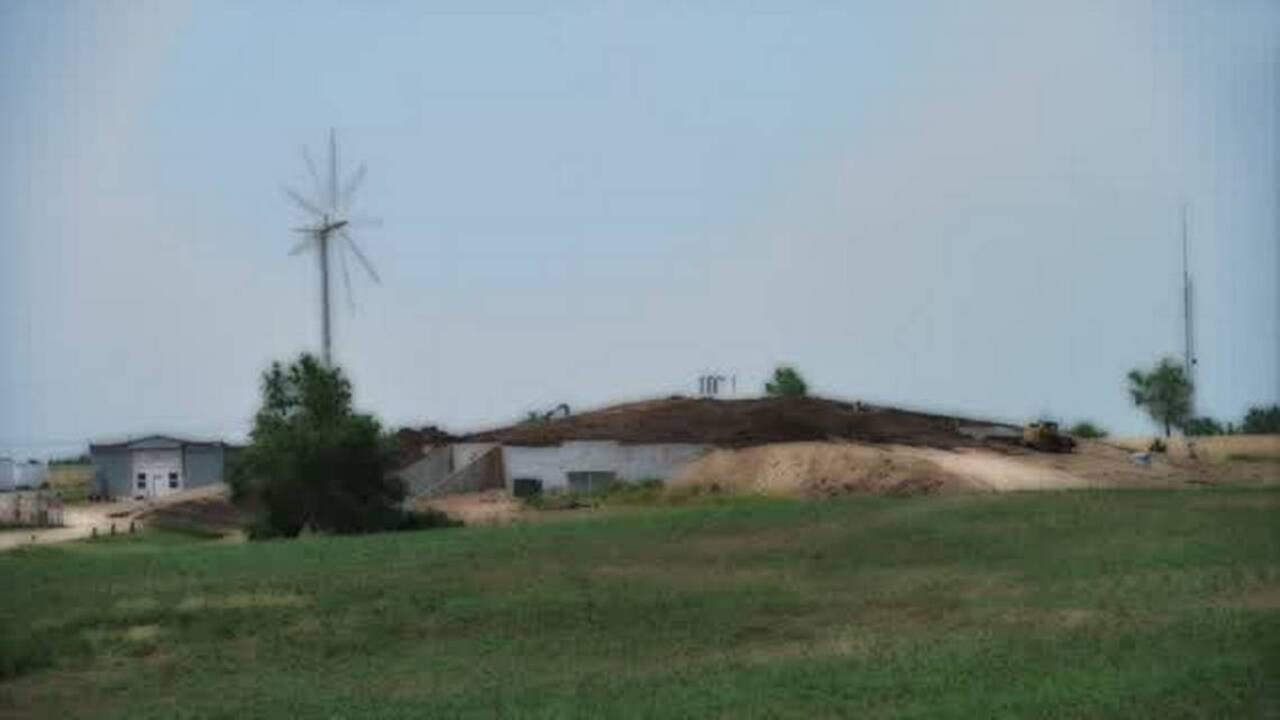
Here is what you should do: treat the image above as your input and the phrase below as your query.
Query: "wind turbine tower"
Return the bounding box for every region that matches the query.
[283,129,381,366]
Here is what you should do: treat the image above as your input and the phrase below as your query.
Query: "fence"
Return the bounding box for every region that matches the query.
[0,491,64,527]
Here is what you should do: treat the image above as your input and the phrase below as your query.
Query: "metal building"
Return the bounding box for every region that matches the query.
[90,436,237,500]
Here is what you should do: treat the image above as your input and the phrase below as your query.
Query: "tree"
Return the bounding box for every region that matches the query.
[1068,421,1108,439]
[1126,357,1193,437]
[765,365,808,397]
[1242,404,1280,434]
[231,354,406,538]
[1184,416,1225,436]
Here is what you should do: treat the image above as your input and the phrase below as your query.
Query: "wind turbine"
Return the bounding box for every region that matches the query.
[284,129,381,366]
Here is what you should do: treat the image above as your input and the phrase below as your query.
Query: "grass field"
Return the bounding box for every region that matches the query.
[1111,434,1280,463]
[2,488,1278,718]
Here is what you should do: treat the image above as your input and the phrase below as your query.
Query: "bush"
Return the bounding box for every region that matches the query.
[1149,438,1167,453]
[765,365,808,397]
[233,354,414,539]
[1068,421,1108,439]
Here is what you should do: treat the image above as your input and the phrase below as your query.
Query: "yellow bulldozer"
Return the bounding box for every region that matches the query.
[1022,421,1077,453]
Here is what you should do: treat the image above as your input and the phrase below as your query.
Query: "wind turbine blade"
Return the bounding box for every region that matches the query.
[347,214,383,229]
[340,230,381,283]
[289,236,315,256]
[339,243,356,313]
[340,162,367,210]
[283,186,323,217]
[302,146,324,204]
[329,128,338,211]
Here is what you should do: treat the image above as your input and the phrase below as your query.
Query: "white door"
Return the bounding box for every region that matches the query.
[132,450,182,499]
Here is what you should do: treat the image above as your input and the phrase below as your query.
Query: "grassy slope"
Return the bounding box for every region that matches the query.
[2,490,1278,719]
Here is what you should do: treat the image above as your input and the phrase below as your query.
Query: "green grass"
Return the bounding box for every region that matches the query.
[2,488,1278,719]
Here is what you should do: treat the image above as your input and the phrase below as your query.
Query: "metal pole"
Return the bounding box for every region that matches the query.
[1182,203,1194,378]
[319,231,332,366]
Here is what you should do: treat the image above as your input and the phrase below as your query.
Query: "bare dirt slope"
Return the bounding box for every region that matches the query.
[670,440,1217,497]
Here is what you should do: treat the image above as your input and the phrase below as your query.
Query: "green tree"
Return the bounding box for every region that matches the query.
[1242,404,1280,434]
[765,365,808,397]
[1068,421,1108,439]
[1184,416,1225,436]
[1126,357,1193,438]
[231,354,406,538]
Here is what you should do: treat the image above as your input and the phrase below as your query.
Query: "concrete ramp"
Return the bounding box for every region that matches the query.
[412,445,505,499]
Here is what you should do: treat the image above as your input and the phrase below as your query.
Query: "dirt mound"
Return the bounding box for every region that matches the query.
[393,425,456,466]
[414,490,525,526]
[463,396,1016,448]
[670,442,963,496]
[670,440,1210,498]
[138,485,246,536]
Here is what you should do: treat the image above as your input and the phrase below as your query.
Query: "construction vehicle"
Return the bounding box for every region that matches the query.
[1022,421,1077,453]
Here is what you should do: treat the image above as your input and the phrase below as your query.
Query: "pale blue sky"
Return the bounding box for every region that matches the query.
[2,0,1277,456]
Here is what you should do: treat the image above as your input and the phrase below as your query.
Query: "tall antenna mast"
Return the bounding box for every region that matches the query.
[1181,201,1195,397]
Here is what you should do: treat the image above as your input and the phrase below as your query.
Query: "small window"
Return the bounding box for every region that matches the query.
[169,472,178,480]
[567,471,617,494]
[136,472,146,480]
[137,480,146,489]
[169,479,179,489]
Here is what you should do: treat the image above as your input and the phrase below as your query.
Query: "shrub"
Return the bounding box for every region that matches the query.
[1149,438,1167,453]
[1068,421,1108,439]
[765,365,808,397]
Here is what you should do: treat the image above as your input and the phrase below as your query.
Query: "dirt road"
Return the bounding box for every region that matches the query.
[0,485,229,551]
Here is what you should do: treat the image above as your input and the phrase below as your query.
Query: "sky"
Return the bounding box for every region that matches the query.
[1,0,1277,457]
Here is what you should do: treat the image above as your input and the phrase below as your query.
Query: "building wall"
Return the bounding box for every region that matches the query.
[12,463,48,490]
[501,442,713,491]
[93,448,133,497]
[422,446,504,498]
[452,443,498,471]
[183,446,225,490]
[397,445,452,496]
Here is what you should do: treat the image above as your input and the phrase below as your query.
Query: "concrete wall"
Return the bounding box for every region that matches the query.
[502,442,713,491]
[397,446,452,496]
[452,443,498,471]
[422,446,504,498]
[0,490,63,527]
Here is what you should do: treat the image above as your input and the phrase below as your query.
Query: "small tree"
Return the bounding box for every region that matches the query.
[765,365,808,397]
[1068,421,1108,439]
[1126,357,1193,438]
[232,354,406,539]
[1242,404,1280,434]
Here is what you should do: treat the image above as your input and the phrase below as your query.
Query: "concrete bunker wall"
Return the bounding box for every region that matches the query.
[502,442,712,491]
